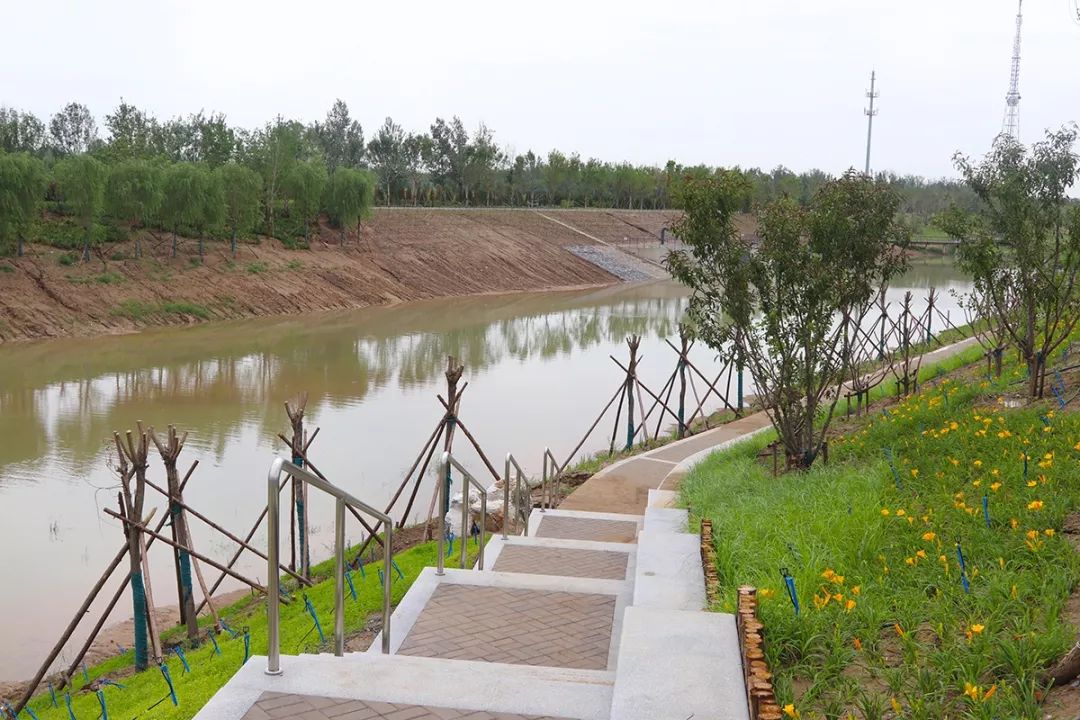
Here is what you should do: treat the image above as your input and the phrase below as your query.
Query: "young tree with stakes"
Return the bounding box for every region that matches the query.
[944,125,1080,397]
[324,167,375,245]
[284,159,328,244]
[667,169,909,470]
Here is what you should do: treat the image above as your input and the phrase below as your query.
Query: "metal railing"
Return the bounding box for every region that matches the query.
[541,447,563,510]
[265,457,393,676]
[436,452,488,575]
[503,453,530,538]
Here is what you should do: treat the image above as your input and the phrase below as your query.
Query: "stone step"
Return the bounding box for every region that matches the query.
[194,651,614,720]
[642,506,688,534]
[646,489,678,508]
[633,530,705,611]
[527,508,644,544]
[482,534,636,582]
[609,606,749,720]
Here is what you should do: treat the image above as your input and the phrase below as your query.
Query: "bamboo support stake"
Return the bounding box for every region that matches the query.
[196,474,289,615]
[104,509,269,596]
[560,382,624,470]
[143,477,311,587]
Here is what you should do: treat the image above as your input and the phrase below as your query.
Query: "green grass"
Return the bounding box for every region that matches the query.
[285,259,303,271]
[21,540,453,720]
[683,353,1080,718]
[0,263,14,274]
[246,261,268,275]
[57,252,78,267]
[111,301,212,322]
[67,271,126,286]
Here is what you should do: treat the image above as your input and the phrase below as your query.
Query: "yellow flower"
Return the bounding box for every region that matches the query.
[1010,518,1019,529]
[905,556,915,566]
[880,508,890,517]
[852,585,861,595]
[916,549,927,559]
[845,599,857,611]
[922,531,936,542]
[1028,500,1044,511]
[983,683,997,701]
[1027,480,1037,487]
[890,697,903,714]
[821,568,837,581]
[853,636,862,650]
[990,482,1002,492]
[964,682,981,701]
[911,468,919,478]
[991,468,1000,476]
[973,479,982,487]
[950,421,959,430]
[896,508,906,517]
[970,623,985,634]
[783,704,800,719]
[894,623,905,637]
[1045,528,1056,537]
[1026,529,1039,541]
[1043,426,1052,433]
[974,460,983,468]
[759,588,776,599]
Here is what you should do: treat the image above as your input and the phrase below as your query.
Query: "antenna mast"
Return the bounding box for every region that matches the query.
[1002,0,1023,139]
[863,71,878,176]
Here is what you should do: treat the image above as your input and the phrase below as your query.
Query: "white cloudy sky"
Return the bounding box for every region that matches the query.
[2,0,1078,179]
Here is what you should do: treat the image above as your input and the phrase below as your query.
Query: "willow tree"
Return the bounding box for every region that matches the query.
[216,163,262,255]
[945,125,1080,398]
[54,154,106,262]
[324,167,374,245]
[105,159,162,259]
[161,163,224,259]
[0,152,46,257]
[284,159,327,243]
[667,169,908,470]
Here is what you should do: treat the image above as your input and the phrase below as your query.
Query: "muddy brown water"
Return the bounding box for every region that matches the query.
[0,260,968,681]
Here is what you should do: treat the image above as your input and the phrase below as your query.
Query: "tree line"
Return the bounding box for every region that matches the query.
[0,98,983,258]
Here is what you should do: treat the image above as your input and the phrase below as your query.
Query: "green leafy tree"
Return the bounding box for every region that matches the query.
[945,125,1080,397]
[216,163,262,255]
[313,99,364,172]
[48,102,99,155]
[367,117,409,205]
[283,159,327,242]
[667,169,909,469]
[0,108,46,154]
[245,118,305,237]
[160,163,224,259]
[324,168,375,244]
[104,99,158,160]
[0,152,46,256]
[54,154,107,262]
[105,159,162,258]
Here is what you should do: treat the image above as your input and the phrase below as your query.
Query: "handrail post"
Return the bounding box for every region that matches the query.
[460,471,469,570]
[503,454,511,540]
[518,470,529,535]
[382,524,393,654]
[266,459,283,676]
[437,453,447,576]
[478,488,487,570]
[333,497,345,657]
[540,453,548,512]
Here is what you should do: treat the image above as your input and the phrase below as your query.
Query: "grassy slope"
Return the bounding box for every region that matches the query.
[683,349,1080,719]
[21,539,468,720]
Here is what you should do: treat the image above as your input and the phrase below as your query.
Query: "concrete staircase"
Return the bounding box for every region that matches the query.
[195,492,747,720]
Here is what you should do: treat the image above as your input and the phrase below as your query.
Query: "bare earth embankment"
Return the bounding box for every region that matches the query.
[0,209,685,343]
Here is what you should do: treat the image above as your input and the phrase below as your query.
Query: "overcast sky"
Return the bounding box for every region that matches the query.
[3,0,1078,179]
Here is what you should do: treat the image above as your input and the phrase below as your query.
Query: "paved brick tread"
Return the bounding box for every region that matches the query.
[493,544,629,580]
[396,584,615,670]
[534,516,637,543]
[241,691,575,719]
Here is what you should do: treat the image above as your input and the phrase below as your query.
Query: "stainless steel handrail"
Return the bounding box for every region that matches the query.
[436,452,488,575]
[503,453,530,538]
[541,447,562,511]
[266,457,393,676]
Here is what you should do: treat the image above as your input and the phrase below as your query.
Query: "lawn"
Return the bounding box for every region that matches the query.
[19,539,464,720]
[683,355,1080,719]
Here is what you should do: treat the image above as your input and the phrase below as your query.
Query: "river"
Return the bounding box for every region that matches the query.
[0,257,969,680]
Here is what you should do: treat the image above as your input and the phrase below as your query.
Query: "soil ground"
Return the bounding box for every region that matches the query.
[0,208,687,343]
